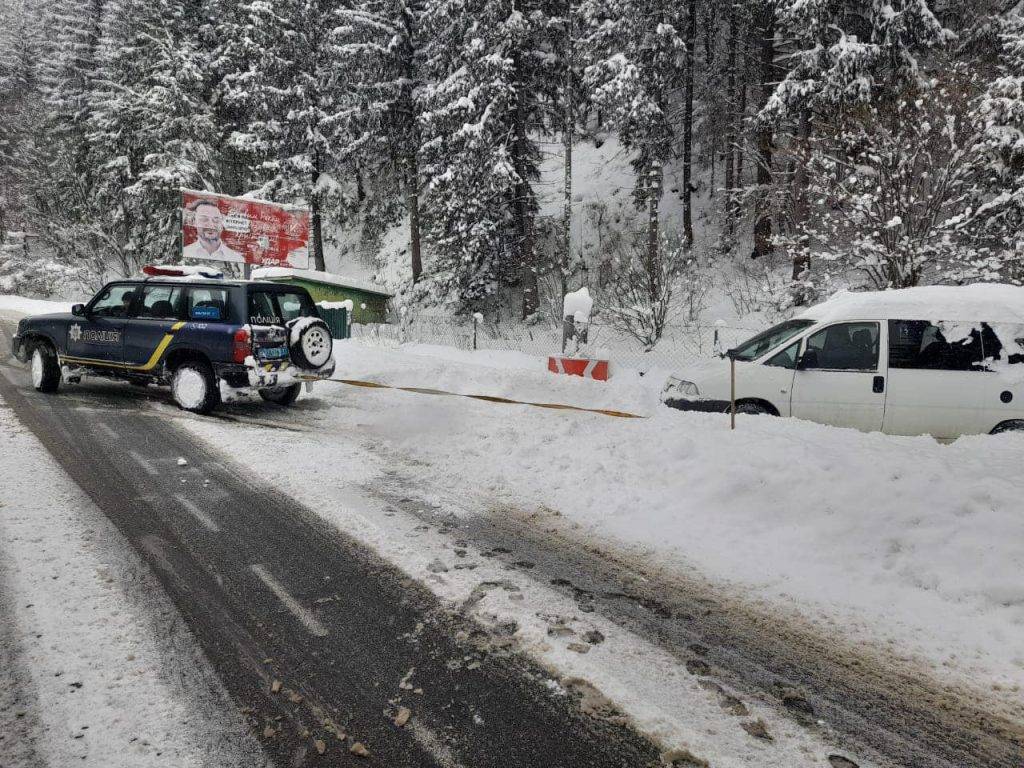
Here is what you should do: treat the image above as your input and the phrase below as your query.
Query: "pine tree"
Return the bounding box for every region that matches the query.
[580,0,687,269]
[224,0,359,271]
[88,0,218,274]
[763,0,953,293]
[418,0,557,314]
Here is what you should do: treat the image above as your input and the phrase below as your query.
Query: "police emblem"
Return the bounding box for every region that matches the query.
[69,323,82,342]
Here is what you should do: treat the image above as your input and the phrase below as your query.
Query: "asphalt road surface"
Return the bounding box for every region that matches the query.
[2,317,1023,768]
[0,323,663,768]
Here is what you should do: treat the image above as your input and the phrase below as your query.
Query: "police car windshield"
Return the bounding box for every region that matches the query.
[248,290,316,326]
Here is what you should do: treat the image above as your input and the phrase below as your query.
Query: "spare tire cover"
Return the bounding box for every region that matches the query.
[288,318,333,369]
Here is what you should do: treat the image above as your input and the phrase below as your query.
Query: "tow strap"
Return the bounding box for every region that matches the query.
[334,379,646,420]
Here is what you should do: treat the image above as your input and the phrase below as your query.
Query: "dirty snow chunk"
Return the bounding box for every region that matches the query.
[563,287,593,322]
[177,457,189,467]
[288,316,321,346]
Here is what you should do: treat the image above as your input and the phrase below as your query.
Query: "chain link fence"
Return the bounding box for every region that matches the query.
[350,314,761,373]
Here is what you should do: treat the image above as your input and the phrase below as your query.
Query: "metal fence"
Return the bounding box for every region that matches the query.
[350,314,761,373]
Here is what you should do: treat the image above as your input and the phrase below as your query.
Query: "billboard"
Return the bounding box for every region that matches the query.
[181,190,310,269]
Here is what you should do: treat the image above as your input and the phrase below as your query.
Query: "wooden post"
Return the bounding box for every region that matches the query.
[730,355,737,431]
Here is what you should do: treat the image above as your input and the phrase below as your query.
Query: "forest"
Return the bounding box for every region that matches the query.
[2,0,1024,333]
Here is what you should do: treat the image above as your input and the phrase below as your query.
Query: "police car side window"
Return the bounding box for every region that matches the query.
[136,286,182,320]
[187,288,230,322]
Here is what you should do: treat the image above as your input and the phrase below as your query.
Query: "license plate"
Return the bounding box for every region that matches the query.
[259,346,289,360]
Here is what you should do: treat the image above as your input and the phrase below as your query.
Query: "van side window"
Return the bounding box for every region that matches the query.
[765,340,800,369]
[803,322,879,371]
[980,324,1024,365]
[889,320,983,371]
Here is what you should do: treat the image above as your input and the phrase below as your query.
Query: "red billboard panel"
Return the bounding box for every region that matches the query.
[181,190,310,269]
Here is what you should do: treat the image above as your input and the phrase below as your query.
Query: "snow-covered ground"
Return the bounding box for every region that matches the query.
[0,404,267,767]
[5,293,1022,762]
[346,342,1021,692]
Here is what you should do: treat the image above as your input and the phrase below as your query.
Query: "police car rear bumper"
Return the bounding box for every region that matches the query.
[215,357,336,390]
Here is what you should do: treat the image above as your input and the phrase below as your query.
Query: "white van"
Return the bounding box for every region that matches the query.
[662,285,1024,438]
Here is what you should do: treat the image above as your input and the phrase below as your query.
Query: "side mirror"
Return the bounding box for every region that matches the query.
[71,304,86,317]
[797,349,819,370]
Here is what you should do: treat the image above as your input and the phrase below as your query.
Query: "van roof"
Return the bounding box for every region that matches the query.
[797,284,1024,325]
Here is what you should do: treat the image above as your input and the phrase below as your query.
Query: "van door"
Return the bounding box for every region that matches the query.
[883,320,985,438]
[791,321,886,431]
[976,324,1024,433]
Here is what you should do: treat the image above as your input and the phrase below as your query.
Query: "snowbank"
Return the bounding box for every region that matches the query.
[334,338,665,413]
[0,295,75,316]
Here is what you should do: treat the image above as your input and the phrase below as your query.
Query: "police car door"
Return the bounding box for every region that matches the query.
[123,284,185,372]
[67,283,135,365]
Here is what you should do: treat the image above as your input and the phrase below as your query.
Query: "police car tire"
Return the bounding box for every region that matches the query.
[30,343,60,393]
[171,361,220,415]
[258,383,302,406]
[289,319,332,370]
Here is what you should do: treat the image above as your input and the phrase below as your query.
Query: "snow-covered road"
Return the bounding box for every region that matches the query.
[3,299,1023,767]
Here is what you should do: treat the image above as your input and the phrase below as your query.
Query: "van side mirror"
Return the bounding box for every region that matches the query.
[797,349,819,370]
[71,304,86,317]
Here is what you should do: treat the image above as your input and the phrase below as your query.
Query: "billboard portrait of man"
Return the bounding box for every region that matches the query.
[182,198,245,264]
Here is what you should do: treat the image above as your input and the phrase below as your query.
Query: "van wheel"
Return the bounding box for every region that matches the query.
[30,342,61,393]
[991,420,1024,435]
[259,383,301,406]
[730,401,772,416]
[171,360,220,414]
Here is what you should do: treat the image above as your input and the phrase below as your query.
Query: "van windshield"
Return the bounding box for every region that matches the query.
[730,319,815,361]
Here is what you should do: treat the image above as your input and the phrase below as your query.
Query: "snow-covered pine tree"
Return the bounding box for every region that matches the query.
[763,0,953,293]
[88,0,218,275]
[974,9,1024,282]
[225,0,358,271]
[334,0,427,282]
[417,0,558,315]
[0,0,48,240]
[580,0,687,269]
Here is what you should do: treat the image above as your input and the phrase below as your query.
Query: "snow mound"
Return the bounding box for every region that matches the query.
[800,284,1024,324]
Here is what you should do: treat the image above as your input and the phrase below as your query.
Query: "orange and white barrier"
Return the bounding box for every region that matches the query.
[548,356,610,381]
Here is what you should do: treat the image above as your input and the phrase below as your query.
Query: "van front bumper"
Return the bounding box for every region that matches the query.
[663,397,730,413]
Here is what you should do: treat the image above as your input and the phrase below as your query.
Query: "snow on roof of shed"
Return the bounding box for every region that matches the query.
[250,267,393,297]
[797,284,1024,324]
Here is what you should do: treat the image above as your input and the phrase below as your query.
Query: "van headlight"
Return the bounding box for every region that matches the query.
[662,377,700,400]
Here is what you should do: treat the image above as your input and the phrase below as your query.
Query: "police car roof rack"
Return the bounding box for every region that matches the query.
[142,264,225,280]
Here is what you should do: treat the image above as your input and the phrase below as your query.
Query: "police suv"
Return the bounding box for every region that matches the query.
[11,268,336,414]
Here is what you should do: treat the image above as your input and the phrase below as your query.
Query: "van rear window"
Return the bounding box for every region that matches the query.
[889,321,983,371]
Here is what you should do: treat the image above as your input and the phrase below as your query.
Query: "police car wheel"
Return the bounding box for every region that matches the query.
[289,320,332,370]
[30,343,60,393]
[259,383,302,406]
[171,361,220,415]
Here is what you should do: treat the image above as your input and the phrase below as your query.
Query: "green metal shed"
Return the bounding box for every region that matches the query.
[251,267,393,324]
